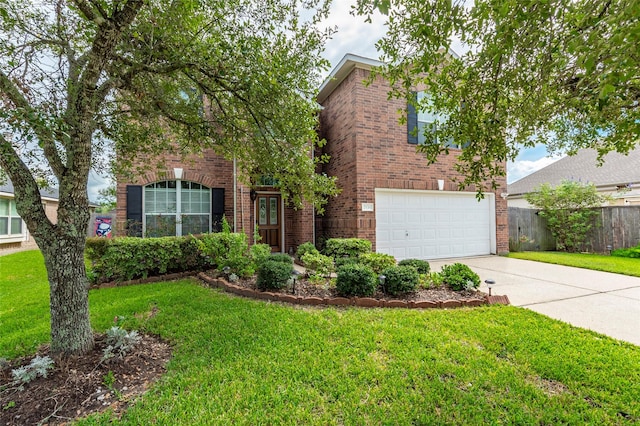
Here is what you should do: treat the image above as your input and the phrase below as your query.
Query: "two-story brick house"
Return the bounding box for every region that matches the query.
[116,53,509,259]
[316,54,508,259]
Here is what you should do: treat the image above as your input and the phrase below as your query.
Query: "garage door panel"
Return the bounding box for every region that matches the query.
[438,228,451,239]
[406,212,421,225]
[377,211,391,224]
[376,190,494,261]
[422,229,436,239]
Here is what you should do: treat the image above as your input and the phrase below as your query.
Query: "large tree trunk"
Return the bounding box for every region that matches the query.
[39,234,94,356]
[27,170,94,357]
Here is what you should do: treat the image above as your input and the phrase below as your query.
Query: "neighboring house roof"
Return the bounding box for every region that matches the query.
[508,148,640,196]
[0,179,60,201]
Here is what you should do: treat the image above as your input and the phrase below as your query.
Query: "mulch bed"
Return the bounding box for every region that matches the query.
[0,334,171,426]
[203,270,487,304]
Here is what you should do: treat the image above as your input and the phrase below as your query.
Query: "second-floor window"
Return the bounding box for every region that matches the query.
[408,91,465,149]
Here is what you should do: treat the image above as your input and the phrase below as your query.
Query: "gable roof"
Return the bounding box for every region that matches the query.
[508,148,640,196]
[317,54,384,104]
[0,179,60,201]
[317,50,462,105]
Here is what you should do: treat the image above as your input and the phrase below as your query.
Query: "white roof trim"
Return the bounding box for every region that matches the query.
[0,192,58,202]
[317,49,462,104]
[317,54,384,104]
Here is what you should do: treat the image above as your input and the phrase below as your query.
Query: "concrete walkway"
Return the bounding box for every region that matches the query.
[429,256,640,346]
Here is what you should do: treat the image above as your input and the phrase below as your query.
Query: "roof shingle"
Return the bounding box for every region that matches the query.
[508,148,640,195]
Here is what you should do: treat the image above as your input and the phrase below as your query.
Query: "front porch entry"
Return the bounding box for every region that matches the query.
[256,193,282,252]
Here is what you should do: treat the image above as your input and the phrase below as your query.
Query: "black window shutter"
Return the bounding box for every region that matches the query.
[126,185,143,237]
[211,188,225,232]
[407,91,418,144]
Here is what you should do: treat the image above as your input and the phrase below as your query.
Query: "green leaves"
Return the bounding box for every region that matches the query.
[525,180,609,251]
[358,0,640,191]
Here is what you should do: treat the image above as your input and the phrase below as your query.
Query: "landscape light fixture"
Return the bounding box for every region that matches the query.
[379,274,386,292]
[291,270,301,294]
[606,244,613,255]
[222,266,231,276]
[485,279,495,296]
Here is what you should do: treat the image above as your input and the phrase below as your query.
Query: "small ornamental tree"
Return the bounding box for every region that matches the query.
[525,181,608,252]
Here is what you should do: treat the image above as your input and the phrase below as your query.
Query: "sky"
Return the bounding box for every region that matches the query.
[86,2,561,202]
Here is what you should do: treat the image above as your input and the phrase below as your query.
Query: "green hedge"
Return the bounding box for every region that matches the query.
[301,252,334,277]
[335,264,377,297]
[197,231,253,276]
[440,263,481,291]
[611,246,640,258]
[358,252,396,274]
[397,259,430,275]
[257,260,293,291]
[381,265,419,296]
[86,236,208,282]
[323,238,372,259]
[296,242,319,259]
[86,231,255,282]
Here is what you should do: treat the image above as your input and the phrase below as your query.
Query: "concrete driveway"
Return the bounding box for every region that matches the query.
[429,256,640,346]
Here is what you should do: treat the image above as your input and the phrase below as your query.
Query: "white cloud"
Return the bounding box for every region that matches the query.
[507,155,564,184]
[87,171,112,204]
[319,3,386,69]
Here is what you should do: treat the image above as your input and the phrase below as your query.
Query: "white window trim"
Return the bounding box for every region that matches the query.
[142,180,212,237]
[0,197,27,242]
[416,91,465,149]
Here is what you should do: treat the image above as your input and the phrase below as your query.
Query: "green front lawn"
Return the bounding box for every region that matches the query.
[1,250,639,424]
[508,251,640,277]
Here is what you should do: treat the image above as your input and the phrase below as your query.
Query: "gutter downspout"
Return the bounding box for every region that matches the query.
[311,141,316,245]
[233,156,237,232]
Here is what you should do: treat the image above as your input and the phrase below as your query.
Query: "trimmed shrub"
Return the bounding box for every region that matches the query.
[611,246,640,258]
[197,231,253,277]
[257,260,293,291]
[381,266,419,296]
[296,242,319,259]
[250,243,272,267]
[98,236,183,281]
[85,237,111,262]
[398,258,430,275]
[419,272,443,289]
[323,238,372,259]
[440,263,481,291]
[301,252,334,278]
[358,252,396,274]
[269,253,294,264]
[176,235,210,272]
[335,264,377,297]
[334,256,360,268]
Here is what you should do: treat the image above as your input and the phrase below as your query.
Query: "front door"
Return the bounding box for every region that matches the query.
[257,194,281,252]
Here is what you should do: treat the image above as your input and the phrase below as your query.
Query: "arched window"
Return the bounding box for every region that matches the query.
[144,180,211,237]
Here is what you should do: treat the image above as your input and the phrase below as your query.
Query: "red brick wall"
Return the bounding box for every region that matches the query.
[116,150,314,251]
[319,66,509,254]
[116,149,246,236]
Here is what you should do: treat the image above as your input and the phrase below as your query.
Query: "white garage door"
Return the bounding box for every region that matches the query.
[375,189,496,260]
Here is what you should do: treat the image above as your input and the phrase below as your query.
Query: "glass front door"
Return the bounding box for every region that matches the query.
[257,194,281,252]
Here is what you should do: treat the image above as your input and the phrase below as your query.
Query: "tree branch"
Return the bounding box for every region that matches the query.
[0,133,54,236]
[0,70,66,178]
[72,0,105,24]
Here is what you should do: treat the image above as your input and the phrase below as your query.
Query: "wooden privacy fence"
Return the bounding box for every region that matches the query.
[509,206,640,253]
[508,208,556,251]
